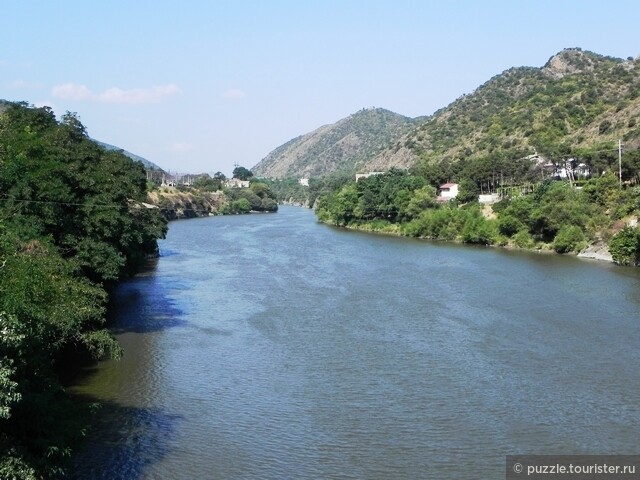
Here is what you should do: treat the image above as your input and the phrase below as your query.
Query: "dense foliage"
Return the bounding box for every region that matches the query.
[0,102,167,478]
[391,49,640,176]
[608,226,640,265]
[251,49,640,181]
[315,168,640,259]
[191,171,226,192]
[221,179,278,213]
[231,166,253,181]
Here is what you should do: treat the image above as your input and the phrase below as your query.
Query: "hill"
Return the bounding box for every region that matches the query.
[365,48,640,172]
[0,101,163,171]
[255,49,640,178]
[252,107,418,178]
[94,140,164,171]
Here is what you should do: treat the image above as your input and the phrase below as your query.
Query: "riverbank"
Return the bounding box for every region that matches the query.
[318,217,617,264]
[147,187,226,220]
[576,242,614,262]
[148,181,279,220]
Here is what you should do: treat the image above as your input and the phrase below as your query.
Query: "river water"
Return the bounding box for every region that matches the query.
[69,206,640,479]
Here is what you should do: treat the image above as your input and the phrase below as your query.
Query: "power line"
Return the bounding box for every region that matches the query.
[0,197,128,208]
[0,196,222,213]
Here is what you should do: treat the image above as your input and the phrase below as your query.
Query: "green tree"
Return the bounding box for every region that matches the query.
[553,225,586,253]
[608,227,640,265]
[454,178,479,204]
[497,214,524,237]
[192,174,223,192]
[316,183,359,226]
[404,185,437,219]
[232,166,253,180]
[233,197,251,213]
[0,102,167,477]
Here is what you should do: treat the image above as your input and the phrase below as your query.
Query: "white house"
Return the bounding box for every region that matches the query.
[299,178,309,187]
[225,178,250,188]
[478,193,500,204]
[437,183,459,202]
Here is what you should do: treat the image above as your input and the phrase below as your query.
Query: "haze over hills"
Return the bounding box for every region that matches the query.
[94,140,164,172]
[252,107,419,178]
[254,48,640,179]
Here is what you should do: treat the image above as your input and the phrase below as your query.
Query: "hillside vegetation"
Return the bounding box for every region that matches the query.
[368,48,640,173]
[252,107,418,178]
[257,49,640,180]
[146,165,278,218]
[316,170,640,265]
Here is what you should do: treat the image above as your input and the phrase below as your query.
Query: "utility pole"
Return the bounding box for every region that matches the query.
[618,139,623,188]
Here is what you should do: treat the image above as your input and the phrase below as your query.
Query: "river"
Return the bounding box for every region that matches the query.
[68,206,640,479]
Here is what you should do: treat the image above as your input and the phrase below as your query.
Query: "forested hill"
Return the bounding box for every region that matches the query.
[255,48,640,178]
[0,102,167,478]
[251,107,418,178]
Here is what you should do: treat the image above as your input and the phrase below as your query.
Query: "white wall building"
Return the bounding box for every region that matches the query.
[355,171,385,182]
[225,178,250,188]
[437,183,459,202]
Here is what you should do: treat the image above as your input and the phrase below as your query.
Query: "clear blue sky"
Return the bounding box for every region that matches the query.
[1,0,639,176]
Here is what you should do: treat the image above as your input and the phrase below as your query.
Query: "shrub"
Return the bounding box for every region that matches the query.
[512,230,535,248]
[608,226,640,265]
[553,225,586,253]
[461,214,497,245]
[497,214,523,237]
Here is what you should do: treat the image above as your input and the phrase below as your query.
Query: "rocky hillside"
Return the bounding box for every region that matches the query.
[255,49,640,178]
[366,48,640,171]
[147,187,226,220]
[252,107,418,178]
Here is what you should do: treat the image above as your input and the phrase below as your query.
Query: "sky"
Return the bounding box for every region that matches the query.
[1,0,639,176]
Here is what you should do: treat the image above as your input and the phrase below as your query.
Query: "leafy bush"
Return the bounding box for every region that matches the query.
[608,226,640,265]
[512,230,535,248]
[497,214,523,237]
[461,212,498,245]
[553,225,586,253]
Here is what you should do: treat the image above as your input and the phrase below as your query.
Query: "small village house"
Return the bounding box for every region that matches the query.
[225,178,250,188]
[437,183,459,202]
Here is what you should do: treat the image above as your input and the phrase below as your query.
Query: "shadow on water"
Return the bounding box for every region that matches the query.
[64,396,182,480]
[59,283,186,386]
[107,269,188,335]
[61,257,185,479]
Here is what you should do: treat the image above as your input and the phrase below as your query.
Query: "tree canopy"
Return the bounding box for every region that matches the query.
[0,102,167,478]
[232,166,253,181]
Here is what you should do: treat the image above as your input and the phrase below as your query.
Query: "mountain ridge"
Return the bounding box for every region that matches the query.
[364,48,640,172]
[94,140,164,171]
[254,48,640,178]
[252,107,418,178]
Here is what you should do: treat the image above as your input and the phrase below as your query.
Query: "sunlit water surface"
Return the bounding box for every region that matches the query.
[69,206,640,479]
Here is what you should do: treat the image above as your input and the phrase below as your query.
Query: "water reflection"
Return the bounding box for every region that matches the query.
[68,207,640,479]
[109,263,187,335]
[68,398,182,480]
